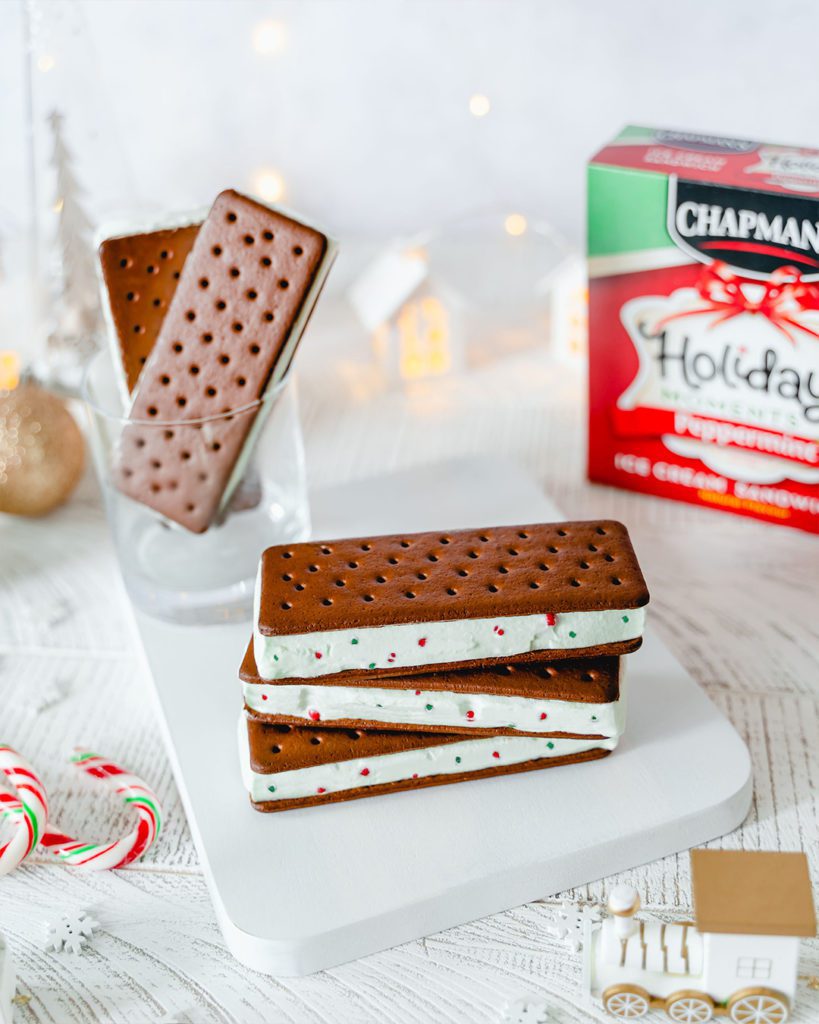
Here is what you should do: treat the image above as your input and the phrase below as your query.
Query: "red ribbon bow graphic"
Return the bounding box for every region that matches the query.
[657,261,819,344]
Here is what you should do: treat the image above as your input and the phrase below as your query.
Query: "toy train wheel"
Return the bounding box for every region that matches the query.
[666,991,714,1022]
[602,984,652,1018]
[728,988,789,1024]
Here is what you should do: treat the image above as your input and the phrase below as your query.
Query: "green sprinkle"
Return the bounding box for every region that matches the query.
[351,638,359,645]
[273,654,279,662]
[455,756,462,764]
[547,741,555,750]
[425,703,433,711]
[622,615,629,624]
[368,662,376,669]
[591,715,598,721]
[376,703,383,708]
[268,785,276,793]
[569,630,576,638]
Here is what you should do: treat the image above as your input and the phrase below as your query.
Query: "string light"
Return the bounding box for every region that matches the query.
[504,213,527,237]
[37,54,55,73]
[469,94,491,118]
[397,296,452,379]
[252,19,288,55]
[252,169,286,204]
[0,352,20,391]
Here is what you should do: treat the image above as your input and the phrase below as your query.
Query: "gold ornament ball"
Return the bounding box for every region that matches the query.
[0,383,85,517]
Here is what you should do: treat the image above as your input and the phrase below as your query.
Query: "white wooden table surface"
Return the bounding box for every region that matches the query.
[1,332,817,1024]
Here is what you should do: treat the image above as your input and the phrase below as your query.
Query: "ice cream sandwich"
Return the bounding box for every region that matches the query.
[241,712,614,812]
[241,641,625,738]
[253,521,648,680]
[112,190,336,533]
[99,222,199,396]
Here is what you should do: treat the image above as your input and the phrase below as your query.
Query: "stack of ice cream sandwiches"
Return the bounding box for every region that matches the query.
[239,520,649,811]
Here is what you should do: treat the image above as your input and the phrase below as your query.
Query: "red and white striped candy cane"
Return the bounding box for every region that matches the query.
[0,745,49,877]
[39,750,161,870]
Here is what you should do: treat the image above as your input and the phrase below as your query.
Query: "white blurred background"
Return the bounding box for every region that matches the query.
[2,0,819,364]
[3,1,819,241]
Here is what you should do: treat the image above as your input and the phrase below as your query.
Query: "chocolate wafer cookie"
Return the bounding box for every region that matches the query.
[253,520,648,680]
[99,223,199,395]
[241,640,624,738]
[241,712,614,812]
[114,190,334,533]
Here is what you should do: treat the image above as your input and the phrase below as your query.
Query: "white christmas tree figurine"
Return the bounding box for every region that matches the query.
[46,109,102,369]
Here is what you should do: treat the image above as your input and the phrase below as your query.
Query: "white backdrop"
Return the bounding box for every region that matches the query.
[2,0,819,249]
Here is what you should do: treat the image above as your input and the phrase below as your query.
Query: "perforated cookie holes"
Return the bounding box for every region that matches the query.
[257,521,647,633]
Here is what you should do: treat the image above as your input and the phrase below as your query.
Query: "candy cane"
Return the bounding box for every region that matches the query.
[0,745,49,877]
[39,751,161,870]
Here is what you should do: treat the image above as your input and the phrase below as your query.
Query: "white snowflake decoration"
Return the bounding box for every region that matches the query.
[44,911,98,955]
[544,900,601,953]
[500,996,554,1024]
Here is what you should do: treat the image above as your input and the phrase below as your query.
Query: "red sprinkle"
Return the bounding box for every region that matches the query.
[539,712,547,720]
[466,710,475,720]
[546,613,556,626]
[317,787,326,794]
[492,751,500,759]
[261,694,268,701]
[412,773,419,779]
[314,651,323,659]
[418,638,427,647]
[360,767,370,776]
[415,690,421,696]
[493,625,505,636]
[308,709,321,722]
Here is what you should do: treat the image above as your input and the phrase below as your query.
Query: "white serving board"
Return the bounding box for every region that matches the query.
[133,458,752,976]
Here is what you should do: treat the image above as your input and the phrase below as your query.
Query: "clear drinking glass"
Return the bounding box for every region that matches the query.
[83,349,310,624]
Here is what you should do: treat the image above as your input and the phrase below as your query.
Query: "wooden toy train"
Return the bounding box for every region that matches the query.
[583,850,816,1023]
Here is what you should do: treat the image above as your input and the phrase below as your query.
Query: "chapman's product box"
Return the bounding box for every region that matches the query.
[588,125,819,533]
